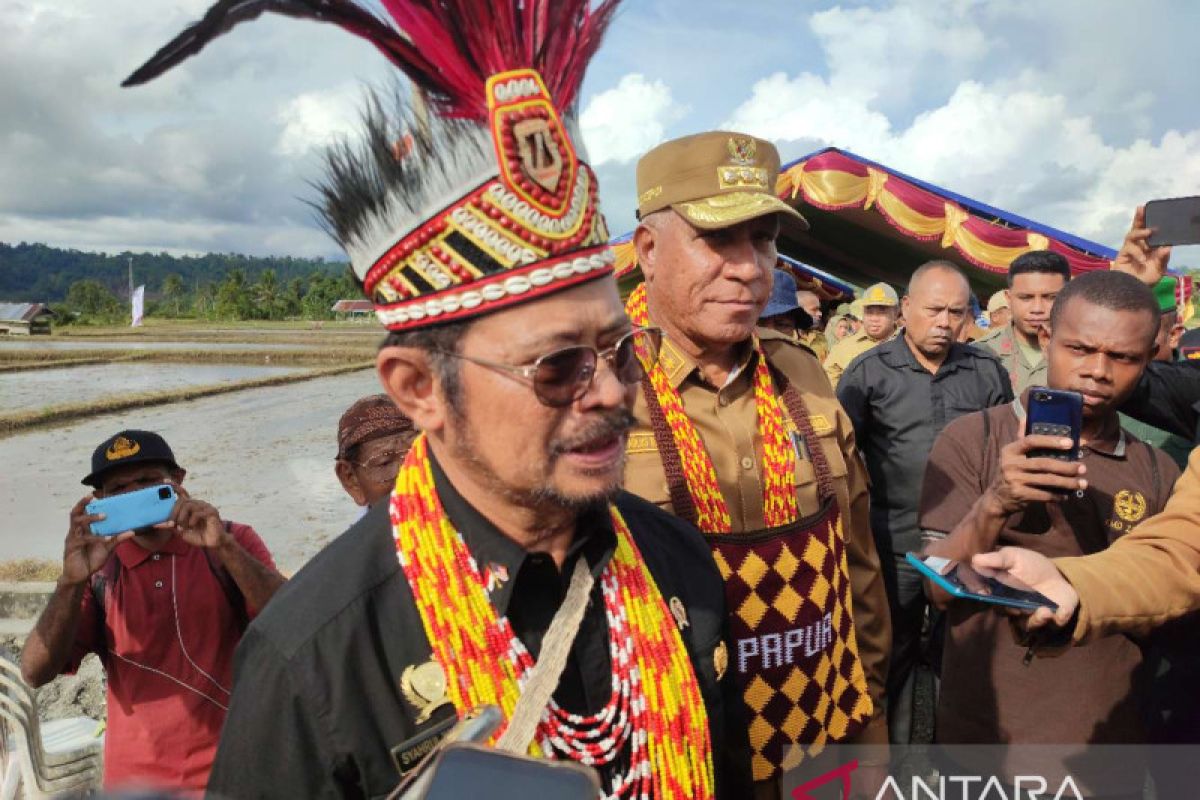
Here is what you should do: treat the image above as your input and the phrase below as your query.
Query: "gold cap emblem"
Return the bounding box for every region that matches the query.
[105,436,141,461]
[400,661,451,724]
[727,136,756,166]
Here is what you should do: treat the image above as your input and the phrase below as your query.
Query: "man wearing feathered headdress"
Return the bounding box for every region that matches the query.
[123,2,751,798]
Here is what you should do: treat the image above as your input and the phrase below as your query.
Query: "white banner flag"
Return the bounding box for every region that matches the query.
[131,285,145,327]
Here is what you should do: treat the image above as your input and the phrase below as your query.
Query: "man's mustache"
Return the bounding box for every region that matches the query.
[551,409,637,454]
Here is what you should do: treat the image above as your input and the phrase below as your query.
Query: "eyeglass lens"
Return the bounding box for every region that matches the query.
[531,329,659,407]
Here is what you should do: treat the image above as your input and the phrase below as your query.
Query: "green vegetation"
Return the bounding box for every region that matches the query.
[2,242,360,324]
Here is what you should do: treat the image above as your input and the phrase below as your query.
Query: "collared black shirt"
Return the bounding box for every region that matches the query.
[836,335,1013,555]
[446,469,614,717]
[208,454,750,799]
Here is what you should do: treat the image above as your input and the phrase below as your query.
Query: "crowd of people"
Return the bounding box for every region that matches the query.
[22,0,1200,798]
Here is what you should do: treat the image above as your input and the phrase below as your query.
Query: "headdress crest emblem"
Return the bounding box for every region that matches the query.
[124,0,622,332]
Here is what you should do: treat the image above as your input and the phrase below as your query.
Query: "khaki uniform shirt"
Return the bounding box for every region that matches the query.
[972,324,1047,394]
[797,329,829,362]
[624,328,891,743]
[823,330,892,387]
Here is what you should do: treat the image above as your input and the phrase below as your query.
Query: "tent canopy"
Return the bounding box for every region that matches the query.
[771,147,1114,298]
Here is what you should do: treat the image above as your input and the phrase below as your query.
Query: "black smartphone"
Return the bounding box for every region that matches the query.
[1145,196,1200,247]
[420,744,600,800]
[906,553,1058,612]
[1024,388,1082,461]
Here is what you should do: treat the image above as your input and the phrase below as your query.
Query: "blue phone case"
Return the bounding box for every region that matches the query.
[905,552,1057,612]
[1024,387,1083,461]
[86,485,178,537]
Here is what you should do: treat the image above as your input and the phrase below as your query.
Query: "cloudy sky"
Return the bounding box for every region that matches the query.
[3,0,1198,265]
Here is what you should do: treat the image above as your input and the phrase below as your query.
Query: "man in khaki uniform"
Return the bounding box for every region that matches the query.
[795,288,829,361]
[972,250,1069,393]
[624,131,890,796]
[986,290,1010,328]
[823,283,899,386]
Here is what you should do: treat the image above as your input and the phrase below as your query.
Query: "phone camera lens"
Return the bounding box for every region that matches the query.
[158,487,171,499]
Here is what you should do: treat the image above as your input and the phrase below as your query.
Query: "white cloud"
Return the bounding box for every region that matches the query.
[579,74,686,166]
[275,85,362,157]
[722,0,1200,251]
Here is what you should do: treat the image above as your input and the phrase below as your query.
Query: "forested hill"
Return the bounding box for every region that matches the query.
[0,242,348,302]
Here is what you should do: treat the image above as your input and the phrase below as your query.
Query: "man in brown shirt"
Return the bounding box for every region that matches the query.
[919,270,1180,796]
[623,131,890,795]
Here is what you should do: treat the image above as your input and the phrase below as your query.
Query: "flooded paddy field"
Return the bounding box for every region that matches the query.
[0,368,383,572]
[1,362,305,412]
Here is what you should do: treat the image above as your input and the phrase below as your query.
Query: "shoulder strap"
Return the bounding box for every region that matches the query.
[203,521,249,631]
[770,362,836,502]
[641,377,700,528]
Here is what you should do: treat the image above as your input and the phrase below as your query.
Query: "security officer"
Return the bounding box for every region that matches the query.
[794,287,829,361]
[823,283,899,386]
[986,291,1011,328]
[972,250,1070,393]
[624,130,890,797]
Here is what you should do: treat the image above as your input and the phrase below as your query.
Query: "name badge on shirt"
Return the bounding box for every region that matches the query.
[790,431,811,464]
[390,715,456,777]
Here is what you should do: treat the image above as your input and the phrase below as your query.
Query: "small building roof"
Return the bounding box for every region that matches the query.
[0,302,51,322]
[330,299,374,313]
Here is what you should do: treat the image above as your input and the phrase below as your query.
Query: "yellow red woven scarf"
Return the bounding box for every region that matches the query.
[627,283,799,533]
[391,435,715,800]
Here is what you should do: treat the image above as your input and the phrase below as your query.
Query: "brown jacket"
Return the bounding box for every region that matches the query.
[623,328,891,743]
[1057,445,1199,642]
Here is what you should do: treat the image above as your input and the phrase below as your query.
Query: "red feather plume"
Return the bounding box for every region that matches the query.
[123,0,621,122]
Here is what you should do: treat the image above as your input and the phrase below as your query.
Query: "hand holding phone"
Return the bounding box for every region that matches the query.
[1145,196,1200,247]
[984,396,1087,515]
[86,485,178,537]
[907,552,1058,613]
[62,496,136,587]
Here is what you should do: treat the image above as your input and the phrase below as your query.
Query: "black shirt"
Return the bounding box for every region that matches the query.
[208,454,750,799]
[1121,359,1200,444]
[836,335,1013,555]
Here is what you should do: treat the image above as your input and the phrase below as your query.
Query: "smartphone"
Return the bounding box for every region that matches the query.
[1024,388,1082,461]
[86,484,177,537]
[906,553,1058,613]
[1145,196,1200,247]
[419,744,600,800]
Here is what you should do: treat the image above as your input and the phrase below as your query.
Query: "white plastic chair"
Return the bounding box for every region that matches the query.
[0,656,102,799]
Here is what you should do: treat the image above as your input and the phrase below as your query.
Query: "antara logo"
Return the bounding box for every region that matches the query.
[789,761,1085,800]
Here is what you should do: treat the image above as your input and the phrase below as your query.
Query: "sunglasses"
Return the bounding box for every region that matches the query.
[435,327,661,408]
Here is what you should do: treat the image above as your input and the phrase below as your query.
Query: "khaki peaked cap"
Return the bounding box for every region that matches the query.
[636,131,809,231]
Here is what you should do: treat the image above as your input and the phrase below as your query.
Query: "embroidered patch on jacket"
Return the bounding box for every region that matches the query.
[626,432,659,454]
[808,414,834,435]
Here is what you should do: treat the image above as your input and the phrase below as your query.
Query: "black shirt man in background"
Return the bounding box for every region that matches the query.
[837,261,1012,745]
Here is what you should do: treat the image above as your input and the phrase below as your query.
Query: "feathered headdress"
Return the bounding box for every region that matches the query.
[125,0,621,330]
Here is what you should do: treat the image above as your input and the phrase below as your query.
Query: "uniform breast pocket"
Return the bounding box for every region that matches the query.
[792,425,849,511]
[623,439,674,511]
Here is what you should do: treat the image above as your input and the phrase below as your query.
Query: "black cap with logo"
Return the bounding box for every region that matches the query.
[82,430,181,488]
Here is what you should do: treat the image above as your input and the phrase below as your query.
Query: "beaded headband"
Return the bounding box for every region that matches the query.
[123,0,620,332]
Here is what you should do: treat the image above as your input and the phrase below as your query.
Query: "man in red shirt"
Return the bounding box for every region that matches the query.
[20,429,285,792]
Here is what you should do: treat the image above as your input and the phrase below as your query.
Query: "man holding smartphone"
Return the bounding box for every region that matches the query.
[916,271,1179,796]
[20,429,284,792]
